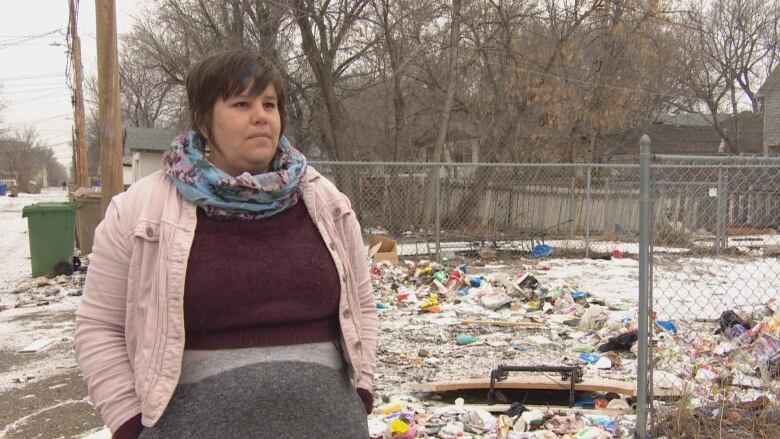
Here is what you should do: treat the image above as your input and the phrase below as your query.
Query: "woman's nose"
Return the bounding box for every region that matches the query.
[250,102,266,124]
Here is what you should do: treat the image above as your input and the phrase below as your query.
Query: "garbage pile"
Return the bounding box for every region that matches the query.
[369,257,780,438]
[0,263,85,311]
[650,305,780,404]
[368,398,633,439]
[370,259,645,438]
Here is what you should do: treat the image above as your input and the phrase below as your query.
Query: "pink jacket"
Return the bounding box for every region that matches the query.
[74,168,378,433]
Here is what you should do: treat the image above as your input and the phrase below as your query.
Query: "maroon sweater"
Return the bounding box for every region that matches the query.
[114,202,372,439]
[184,202,341,349]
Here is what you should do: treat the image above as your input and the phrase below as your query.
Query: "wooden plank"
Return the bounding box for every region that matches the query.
[464,403,630,416]
[411,376,681,397]
[460,319,542,328]
[19,338,59,353]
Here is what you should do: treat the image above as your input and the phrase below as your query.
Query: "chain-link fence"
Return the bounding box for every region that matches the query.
[646,154,780,437]
[312,161,649,259]
[313,152,780,438]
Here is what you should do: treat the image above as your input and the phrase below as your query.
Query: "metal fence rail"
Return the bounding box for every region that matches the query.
[311,159,780,260]
[313,149,780,438]
[641,153,780,438]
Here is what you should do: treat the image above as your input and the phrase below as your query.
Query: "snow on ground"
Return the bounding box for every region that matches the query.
[2,190,779,438]
[534,255,780,320]
[0,189,69,294]
[0,296,82,392]
[0,189,81,392]
[391,232,780,321]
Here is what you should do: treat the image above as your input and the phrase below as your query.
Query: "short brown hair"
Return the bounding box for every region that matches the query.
[185,49,286,145]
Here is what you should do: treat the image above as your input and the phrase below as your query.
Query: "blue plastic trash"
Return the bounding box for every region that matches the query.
[587,415,618,434]
[579,352,600,363]
[531,244,553,257]
[572,290,587,300]
[575,396,595,408]
[656,320,677,333]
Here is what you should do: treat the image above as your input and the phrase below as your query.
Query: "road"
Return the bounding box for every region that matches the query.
[0,190,106,438]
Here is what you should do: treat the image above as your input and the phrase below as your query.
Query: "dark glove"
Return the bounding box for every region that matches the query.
[113,413,143,439]
[356,387,374,414]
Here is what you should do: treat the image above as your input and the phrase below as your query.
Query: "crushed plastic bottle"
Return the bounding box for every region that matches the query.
[456,334,481,345]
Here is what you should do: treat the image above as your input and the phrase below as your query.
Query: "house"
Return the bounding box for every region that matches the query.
[757,68,780,155]
[609,112,764,161]
[124,127,180,184]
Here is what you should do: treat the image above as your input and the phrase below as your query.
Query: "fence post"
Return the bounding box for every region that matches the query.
[435,164,442,263]
[721,172,729,251]
[716,168,724,254]
[637,135,652,439]
[603,182,610,236]
[569,176,576,239]
[585,166,592,258]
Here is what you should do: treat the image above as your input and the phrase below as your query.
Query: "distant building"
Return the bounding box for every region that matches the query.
[124,127,180,185]
[757,68,780,156]
[610,112,764,162]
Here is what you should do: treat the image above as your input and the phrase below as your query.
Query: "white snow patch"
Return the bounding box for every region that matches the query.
[0,189,69,294]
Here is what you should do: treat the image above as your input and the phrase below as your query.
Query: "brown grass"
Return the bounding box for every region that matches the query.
[654,396,780,439]
[654,222,694,246]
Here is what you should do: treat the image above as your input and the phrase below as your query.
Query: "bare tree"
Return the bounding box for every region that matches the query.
[122,0,311,140]
[0,128,61,191]
[674,0,780,153]
[104,0,773,169]
[118,39,182,129]
[421,0,462,225]
[290,0,376,161]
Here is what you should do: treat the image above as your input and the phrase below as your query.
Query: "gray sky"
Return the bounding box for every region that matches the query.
[1,0,144,173]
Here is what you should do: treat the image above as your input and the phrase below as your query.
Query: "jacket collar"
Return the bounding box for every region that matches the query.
[302,166,321,223]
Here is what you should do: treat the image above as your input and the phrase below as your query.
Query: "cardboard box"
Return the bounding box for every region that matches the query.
[368,235,398,264]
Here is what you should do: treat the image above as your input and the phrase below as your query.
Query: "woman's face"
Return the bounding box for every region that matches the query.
[204,83,281,176]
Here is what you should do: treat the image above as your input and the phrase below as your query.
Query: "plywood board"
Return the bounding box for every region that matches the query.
[464,404,630,416]
[411,376,680,397]
[460,319,542,328]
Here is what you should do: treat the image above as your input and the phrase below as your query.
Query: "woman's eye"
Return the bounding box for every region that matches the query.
[264,102,276,109]
[233,102,249,108]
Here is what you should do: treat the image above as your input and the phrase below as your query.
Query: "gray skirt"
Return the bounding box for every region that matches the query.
[139,342,369,439]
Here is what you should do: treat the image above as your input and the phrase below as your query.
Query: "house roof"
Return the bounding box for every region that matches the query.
[757,68,780,98]
[616,112,763,156]
[653,113,717,126]
[124,127,180,153]
[618,123,722,155]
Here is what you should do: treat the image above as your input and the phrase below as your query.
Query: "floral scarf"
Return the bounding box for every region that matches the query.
[162,130,307,220]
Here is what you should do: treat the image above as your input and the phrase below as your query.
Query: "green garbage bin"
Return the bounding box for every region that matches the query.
[21,202,82,277]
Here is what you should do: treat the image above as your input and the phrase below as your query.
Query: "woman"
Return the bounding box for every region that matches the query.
[75,49,378,438]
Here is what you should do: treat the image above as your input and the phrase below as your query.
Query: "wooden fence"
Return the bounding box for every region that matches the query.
[351,173,780,240]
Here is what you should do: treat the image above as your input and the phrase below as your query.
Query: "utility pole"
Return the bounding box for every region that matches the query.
[68,0,89,187]
[95,0,123,214]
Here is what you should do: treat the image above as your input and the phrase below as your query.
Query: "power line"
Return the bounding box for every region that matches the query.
[2,86,67,95]
[5,94,72,108]
[0,73,66,81]
[1,42,66,49]
[0,81,67,89]
[8,89,70,103]
[0,29,64,48]
[0,29,63,40]
[6,112,72,126]
[0,141,72,154]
